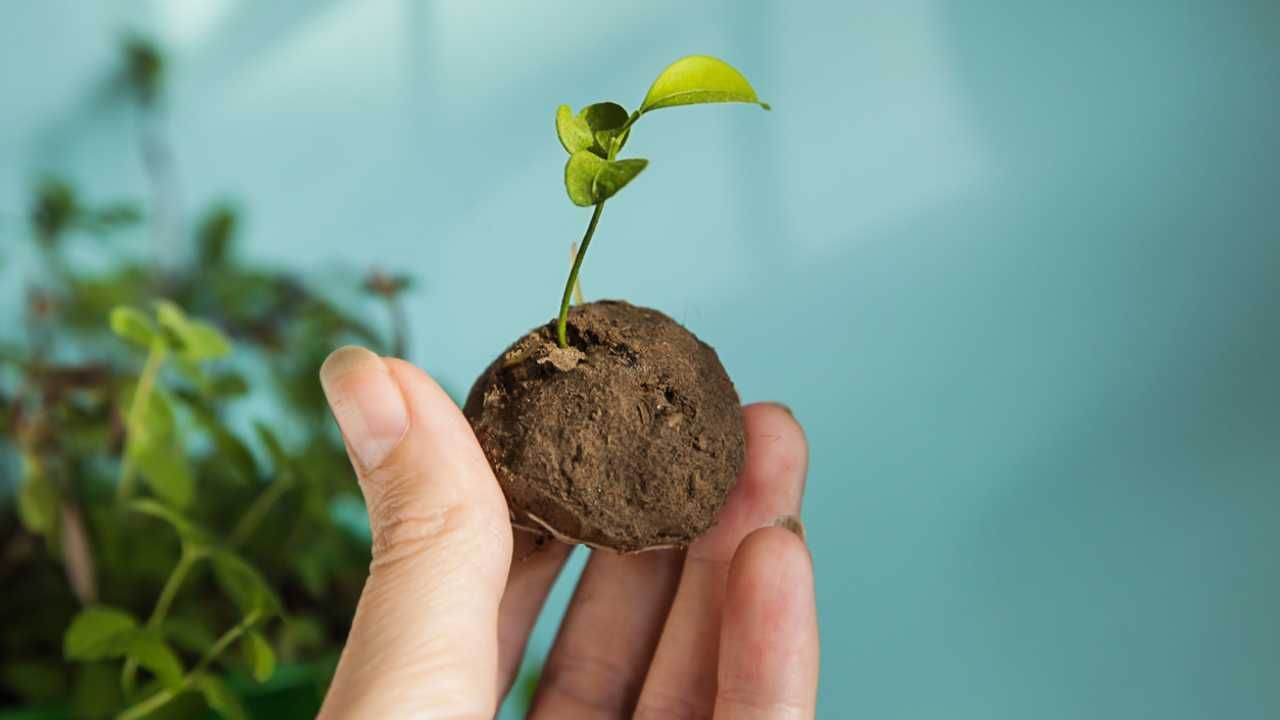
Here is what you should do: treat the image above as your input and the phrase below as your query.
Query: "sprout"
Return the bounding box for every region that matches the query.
[553,55,769,347]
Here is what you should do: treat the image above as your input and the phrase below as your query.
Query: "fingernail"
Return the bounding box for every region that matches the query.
[764,401,794,417]
[768,514,806,542]
[319,346,408,471]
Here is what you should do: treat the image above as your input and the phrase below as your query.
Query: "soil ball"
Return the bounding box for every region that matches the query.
[463,300,745,552]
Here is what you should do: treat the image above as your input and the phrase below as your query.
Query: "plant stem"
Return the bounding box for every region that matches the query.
[557,201,605,348]
[228,477,292,548]
[116,339,167,501]
[115,612,260,720]
[123,546,201,696]
[116,687,176,720]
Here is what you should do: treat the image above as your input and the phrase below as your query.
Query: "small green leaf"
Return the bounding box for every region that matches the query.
[639,55,770,114]
[131,436,194,509]
[564,151,649,206]
[212,550,281,618]
[240,631,275,683]
[155,300,231,361]
[64,607,140,660]
[17,454,59,536]
[127,633,184,689]
[110,306,157,349]
[555,104,594,154]
[579,102,631,156]
[194,673,247,720]
[593,158,649,201]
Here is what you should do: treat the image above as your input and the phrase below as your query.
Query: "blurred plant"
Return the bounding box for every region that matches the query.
[0,35,421,719]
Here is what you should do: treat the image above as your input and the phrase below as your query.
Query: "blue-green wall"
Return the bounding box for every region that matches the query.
[2,2,1277,717]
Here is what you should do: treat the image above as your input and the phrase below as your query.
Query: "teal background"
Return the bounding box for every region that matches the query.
[2,1,1278,717]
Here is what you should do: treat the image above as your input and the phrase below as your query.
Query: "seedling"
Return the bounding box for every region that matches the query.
[465,56,768,552]
[553,55,769,347]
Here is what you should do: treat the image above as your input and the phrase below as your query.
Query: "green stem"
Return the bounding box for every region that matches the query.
[557,201,605,348]
[115,612,259,720]
[116,687,176,720]
[117,339,167,501]
[123,547,201,696]
[229,477,292,548]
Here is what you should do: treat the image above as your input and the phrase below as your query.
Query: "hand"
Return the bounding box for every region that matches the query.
[315,346,818,719]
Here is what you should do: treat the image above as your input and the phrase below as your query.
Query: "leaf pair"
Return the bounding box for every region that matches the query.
[554,55,769,208]
[64,608,183,689]
[110,301,232,361]
[557,103,647,207]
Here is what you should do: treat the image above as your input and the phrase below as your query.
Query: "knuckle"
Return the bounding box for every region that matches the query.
[535,648,638,716]
[633,690,712,720]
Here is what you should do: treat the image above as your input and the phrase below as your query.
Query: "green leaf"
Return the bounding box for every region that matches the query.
[131,435,194,509]
[119,382,176,445]
[564,151,649,206]
[64,607,140,660]
[155,300,232,361]
[555,104,594,154]
[212,550,281,618]
[110,306,158,348]
[580,102,631,156]
[240,631,275,683]
[17,454,59,536]
[194,673,247,720]
[594,158,649,201]
[127,633,184,689]
[639,55,770,114]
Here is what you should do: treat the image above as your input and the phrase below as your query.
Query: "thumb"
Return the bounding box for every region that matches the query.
[316,346,513,719]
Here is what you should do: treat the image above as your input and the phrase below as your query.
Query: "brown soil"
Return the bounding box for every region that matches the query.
[463,300,745,552]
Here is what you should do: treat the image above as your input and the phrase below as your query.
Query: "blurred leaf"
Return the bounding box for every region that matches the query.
[31,177,78,244]
[1,659,68,704]
[110,306,158,349]
[17,454,60,537]
[155,300,231,361]
[131,433,194,509]
[639,55,770,113]
[127,633,184,689]
[196,205,237,267]
[71,661,125,719]
[193,673,246,720]
[64,607,140,660]
[254,423,289,476]
[212,550,281,618]
[555,104,594,154]
[123,35,164,105]
[240,630,275,683]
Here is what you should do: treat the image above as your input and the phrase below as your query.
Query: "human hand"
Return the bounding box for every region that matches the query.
[316,346,817,718]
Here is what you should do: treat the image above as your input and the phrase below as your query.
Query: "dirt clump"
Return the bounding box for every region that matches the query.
[463,300,745,552]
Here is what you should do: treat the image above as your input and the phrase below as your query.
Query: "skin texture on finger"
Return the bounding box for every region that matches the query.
[714,527,818,720]
[497,531,574,698]
[530,548,684,719]
[318,351,513,719]
[635,403,808,720]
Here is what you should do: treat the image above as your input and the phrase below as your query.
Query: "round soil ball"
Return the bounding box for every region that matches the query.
[463,300,746,552]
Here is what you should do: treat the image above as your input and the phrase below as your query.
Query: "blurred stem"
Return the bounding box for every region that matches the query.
[229,477,292,548]
[117,611,259,720]
[557,202,605,348]
[116,339,167,502]
[122,545,202,696]
[388,295,408,359]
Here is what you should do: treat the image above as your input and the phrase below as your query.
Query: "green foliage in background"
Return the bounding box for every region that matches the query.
[0,37,418,719]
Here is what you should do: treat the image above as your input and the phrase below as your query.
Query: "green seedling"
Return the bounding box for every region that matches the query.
[553,55,770,347]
